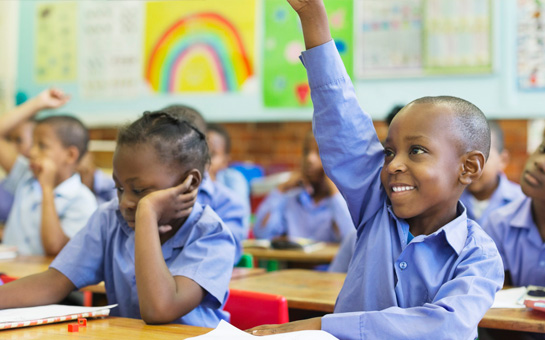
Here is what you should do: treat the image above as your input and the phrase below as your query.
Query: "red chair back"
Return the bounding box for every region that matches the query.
[0,274,17,284]
[224,289,289,330]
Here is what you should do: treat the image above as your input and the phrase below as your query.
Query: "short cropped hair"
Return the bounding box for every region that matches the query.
[161,104,207,134]
[488,121,504,153]
[37,115,89,161]
[117,110,209,174]
[409,96,490,160]
[207,123,231,154]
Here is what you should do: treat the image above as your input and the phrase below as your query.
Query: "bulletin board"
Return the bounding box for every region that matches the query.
[13,0,545,126]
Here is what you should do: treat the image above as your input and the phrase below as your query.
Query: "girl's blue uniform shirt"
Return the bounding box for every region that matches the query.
[485,196,545,287]
[300,40,504,340]
[253,187,354,243]
[51,198,236,328]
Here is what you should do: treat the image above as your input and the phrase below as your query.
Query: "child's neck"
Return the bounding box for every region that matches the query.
[531,199,545,242]
[471,178,500,201]
[407,206,458,237]
[309,180,330,202]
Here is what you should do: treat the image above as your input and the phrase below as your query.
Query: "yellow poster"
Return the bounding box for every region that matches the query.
[144,0,255,93]
[35,2,77,83]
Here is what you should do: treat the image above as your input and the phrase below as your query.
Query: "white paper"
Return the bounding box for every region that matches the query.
[491,287,527,309]
[187,320,340,340]
[0,304,117,323]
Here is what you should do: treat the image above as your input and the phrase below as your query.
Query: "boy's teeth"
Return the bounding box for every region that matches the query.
[392,186,415,192]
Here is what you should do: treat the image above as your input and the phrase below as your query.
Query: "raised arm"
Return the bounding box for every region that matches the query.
[0,89,69,172]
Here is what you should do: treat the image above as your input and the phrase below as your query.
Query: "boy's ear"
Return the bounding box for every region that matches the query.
[184,168,202,192]
[459,151,485,185]
[66,146,80,165]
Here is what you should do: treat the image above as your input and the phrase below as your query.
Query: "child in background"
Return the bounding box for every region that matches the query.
[0,89,97,255]
[249,1,503,339]
[253,131,353,243]
[77,152,116,205]
[206,123,251,214]
[0,119,35,222]
[161,104,249,263]
[0,111,236,327]
[460,121,524,226]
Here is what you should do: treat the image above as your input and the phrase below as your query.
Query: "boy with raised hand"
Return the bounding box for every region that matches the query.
[0,88,97,255]
[248,1,503,339]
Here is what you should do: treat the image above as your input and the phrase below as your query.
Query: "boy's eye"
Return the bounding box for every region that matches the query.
[410,146,426,155]
[383,149,394,158]
[115,186,123,193]
[132,188,146,195]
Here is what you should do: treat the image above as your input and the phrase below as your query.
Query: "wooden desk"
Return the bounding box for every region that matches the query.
[229,269,345,313]
[243,244,339,264]
[0,316,211,340]
[479,308,545,333]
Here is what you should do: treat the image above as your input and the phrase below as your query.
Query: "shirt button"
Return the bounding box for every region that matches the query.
[399,261,408,270]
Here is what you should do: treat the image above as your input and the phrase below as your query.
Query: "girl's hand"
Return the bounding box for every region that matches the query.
[246,317,322,335]
[137,175,198,230]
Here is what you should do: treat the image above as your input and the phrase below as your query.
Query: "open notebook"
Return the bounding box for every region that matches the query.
[0,304,117,330]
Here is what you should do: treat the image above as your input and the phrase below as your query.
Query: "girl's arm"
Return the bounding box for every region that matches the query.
[134,174,204,324]
[0,268,75,309]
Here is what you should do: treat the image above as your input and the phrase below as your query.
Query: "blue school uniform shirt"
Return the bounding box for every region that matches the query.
[484,197,545,287]
[92,169,116,205]
[328,229,357,273]
[51,198,235,327]
[253,188,354,243]
[460,173,523,226]
[2,156,97,255]
[0,180,14,222]
[216,167,251,218]
[198,173,248,262]
[301,40,504,340]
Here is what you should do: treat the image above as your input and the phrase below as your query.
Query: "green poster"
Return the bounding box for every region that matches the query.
[263,0,353,107]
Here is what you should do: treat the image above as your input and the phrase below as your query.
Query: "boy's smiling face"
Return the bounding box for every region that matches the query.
[381,103,466,232]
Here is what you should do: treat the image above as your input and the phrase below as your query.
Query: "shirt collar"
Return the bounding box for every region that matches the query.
[510,197,534,229]
[496,173,521,201]
[389,202,468,255]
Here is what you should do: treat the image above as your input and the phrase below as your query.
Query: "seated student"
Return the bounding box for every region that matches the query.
[0,118,35,222]
[161,104,248,262]
[249,1,503,339]
[206,123,251,214]
[253,131,353,243]
[460,121,524,226]
[0,111,236,327]
[0,89,97,255]
[77,152,116,205]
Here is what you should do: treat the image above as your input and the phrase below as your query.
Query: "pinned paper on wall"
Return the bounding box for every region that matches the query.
[517,0,545,91]
[144,0,256,94]
[35,2,77,83]
[79,2,145,98]
[263,0,353,107]
[356,0,424,78]
[356,0,492,79]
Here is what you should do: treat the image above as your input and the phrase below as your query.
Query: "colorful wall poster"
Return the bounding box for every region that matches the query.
[424,0,492,74]
[356,0,424,78]
[79,2,145,99]
[35,2,77,83]
[263,0,353,107]
[517,0,545,91]
[144,0,256,94]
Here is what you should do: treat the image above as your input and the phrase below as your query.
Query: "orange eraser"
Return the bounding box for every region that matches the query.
[67,324,79,332]
[77,318,87,326]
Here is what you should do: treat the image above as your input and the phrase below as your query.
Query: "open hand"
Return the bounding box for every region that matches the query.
[137,175,198,229]
[246,317,322,336]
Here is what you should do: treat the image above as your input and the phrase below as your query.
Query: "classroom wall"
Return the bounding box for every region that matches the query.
[13,0,545,127]
[89,118,528,184]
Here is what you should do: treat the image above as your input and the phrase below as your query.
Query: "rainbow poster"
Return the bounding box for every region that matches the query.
[263,0,353,107]
[144,0,255,93]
